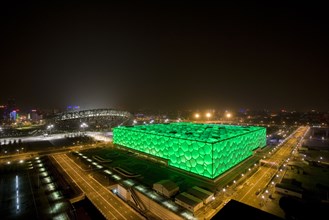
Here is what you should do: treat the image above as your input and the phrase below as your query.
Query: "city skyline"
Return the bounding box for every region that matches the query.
[0,2,328,111]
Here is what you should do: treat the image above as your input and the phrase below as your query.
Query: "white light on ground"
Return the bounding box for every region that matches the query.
[112,175,121,180]
[16,175,19,211]
[163,201,179,212]
[104,170,112,175]
[181,211,195,220]
[43,177,52,184]
[136,185,147,192]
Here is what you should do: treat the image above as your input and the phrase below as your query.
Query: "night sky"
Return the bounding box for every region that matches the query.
[0,1,328,111]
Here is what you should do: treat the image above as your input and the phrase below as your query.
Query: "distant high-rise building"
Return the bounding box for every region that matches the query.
[9,110,17,121]
[30,109,43,122]
[0,104,5,122]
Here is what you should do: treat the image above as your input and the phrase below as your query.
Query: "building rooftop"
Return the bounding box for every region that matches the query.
[176,192,203,207]
[118,123,265,143]
[211,199,283,220]
[154,180,179,191]
[187,186,213,200]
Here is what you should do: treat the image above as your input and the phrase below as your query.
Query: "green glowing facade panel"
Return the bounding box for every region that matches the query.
[113,123,266,179]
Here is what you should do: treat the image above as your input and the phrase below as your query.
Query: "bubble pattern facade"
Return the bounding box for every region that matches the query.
[113,123,266,179]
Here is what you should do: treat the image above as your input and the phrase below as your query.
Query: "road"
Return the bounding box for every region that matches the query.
[52,154,144,220]
[233,126,308,208]
[0,144,102,164]
[0,132,112,144]
[205,126,308,219]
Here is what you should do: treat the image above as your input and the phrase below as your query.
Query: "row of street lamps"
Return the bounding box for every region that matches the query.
[46,123,88,135]
[194,112,232,120]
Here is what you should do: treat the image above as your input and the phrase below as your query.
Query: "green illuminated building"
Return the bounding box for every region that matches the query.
[113,123,266,179]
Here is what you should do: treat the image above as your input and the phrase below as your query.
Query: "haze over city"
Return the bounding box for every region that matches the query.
[0,1,328,111]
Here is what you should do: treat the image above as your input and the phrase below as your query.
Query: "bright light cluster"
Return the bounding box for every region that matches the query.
[113,123,266,178]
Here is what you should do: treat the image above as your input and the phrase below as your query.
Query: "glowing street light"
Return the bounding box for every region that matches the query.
[226,113,232,118]
[47,124,54,135]
[195,113,200,119]
[80,122,88,133]
[206,113,211,120]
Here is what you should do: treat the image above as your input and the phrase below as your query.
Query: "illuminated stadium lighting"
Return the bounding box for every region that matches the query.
[80,122,88,128]
[113,123,266,178]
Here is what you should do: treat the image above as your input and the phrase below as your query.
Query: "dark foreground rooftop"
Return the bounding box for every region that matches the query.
[211,199,283,220]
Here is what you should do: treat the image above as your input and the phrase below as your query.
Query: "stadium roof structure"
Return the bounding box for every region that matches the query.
[113,123,266,179]
[116,123,264,143]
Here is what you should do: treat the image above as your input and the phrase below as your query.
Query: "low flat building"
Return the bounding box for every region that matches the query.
[275,183,303,199]
[153,180,179,198]
[175,192,203,212]
[187,186,214,204]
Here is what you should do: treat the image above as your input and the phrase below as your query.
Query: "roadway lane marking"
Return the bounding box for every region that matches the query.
[58,154,143,220]
[85,163,143,217]
[53,155,119,220]
[238,131,303,202]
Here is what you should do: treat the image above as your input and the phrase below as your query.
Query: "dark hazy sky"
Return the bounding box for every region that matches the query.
[0,1,328,111]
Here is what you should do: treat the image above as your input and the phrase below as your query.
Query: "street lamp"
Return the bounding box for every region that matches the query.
[206,113,211,121]
[226,113,232,119]
[195,113,200,119]
[47,124,54,135]
[80,122,88,133]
